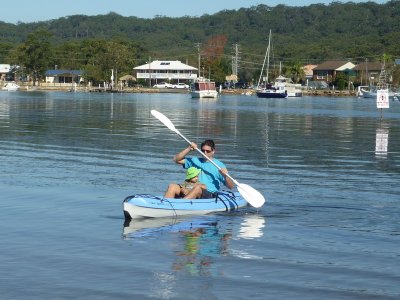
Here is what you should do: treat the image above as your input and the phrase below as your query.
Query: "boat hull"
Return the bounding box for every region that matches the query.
[256,91,287,98]
[190,90,219,98]
[123,191,248,219]
[361,88,399,100]
[1,82,20,91]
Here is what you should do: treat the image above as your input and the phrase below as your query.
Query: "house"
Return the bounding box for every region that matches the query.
[45,70,84,84]
[0,64,12,81]
[352,61,383,86]
[303,64,317,79]
[312,61,356,82]
[133,60,197,86]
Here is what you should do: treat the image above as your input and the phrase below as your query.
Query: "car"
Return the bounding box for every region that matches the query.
[171,83,189,89]
[153,82,172,88]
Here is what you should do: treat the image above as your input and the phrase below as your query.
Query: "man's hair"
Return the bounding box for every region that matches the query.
[201,139,215,150]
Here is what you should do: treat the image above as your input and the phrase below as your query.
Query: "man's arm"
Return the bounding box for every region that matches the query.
[173,142,197,165]
[220,168,235,189]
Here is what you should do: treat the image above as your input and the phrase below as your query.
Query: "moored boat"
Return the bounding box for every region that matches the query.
[256,84,288,98]
[361,87,399,100]
[123,191,248,219]
[190,77,219,98]
[361,59,400,100]
[274,75,302,97]
[255,30,288,99]
[1,82,20,91]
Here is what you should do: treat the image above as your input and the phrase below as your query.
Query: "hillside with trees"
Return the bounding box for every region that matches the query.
[0,1,399,85]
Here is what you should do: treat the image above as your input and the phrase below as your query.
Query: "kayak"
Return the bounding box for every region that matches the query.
[123,191,248,219]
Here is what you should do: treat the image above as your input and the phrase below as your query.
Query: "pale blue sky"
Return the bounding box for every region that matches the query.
[0,0,387,24]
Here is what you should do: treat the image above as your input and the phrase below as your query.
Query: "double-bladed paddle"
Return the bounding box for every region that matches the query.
[151,109,266,208]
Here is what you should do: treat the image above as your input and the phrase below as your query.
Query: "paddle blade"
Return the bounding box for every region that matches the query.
[237,183,265,208]
[151,110,177,133]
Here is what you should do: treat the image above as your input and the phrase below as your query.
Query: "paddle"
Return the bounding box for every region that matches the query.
[151,109,266,208]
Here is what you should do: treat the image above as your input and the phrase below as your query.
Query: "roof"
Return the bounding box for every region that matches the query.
[352,62,382,72]
[119,74,136,81]
[313,61,355,71]
[45,70,83,76]
[303,64,317,77]
[134,60,197,71]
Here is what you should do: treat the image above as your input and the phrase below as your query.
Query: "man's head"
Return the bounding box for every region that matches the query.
[200,139,215,157]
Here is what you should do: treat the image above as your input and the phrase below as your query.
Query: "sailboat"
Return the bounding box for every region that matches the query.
[361,60,399,100]
[256,30,287,99]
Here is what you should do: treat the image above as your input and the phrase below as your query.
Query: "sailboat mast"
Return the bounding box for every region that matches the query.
[266,29,271,83]
[257,29,272,88]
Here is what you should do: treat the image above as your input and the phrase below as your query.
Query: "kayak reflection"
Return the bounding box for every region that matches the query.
[122,216,219,239]
[122,214,266,240]
[123,214,267,276]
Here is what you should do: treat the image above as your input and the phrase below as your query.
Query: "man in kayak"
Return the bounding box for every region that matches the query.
[165,139,234,199]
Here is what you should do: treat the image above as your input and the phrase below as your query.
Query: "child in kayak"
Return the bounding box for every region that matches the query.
[164,167,206,199]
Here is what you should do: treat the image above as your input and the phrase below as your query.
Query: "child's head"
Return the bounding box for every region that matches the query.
[185,167,201,182]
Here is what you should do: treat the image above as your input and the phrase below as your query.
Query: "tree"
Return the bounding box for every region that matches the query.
[13,29,53,84]
[201,35,229,82]
[333,73,348,90]
[76,39,139,84]
[284,61,305,83]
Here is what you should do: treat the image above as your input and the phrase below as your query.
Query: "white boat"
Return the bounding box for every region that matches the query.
[356,85,369,97]
[190,77,219,98]
[256,30,287,99]
[362,60,399,100]
[1,82,20,91]
[361,87,399,100]
[256,84,287,98]
[274,75,303,97]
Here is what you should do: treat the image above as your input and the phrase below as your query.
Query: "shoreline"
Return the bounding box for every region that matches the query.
[5,83,358,97]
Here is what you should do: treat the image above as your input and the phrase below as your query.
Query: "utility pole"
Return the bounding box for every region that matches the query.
[232,43,241,84]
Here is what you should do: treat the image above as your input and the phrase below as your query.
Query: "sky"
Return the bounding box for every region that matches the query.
[0,0,388,24]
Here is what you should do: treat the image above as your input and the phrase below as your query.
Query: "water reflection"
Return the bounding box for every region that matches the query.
[122,214,267,242]
[375,122,389,159]
[172,225,231,276]
[237,215,266,239]
[123,214,267,276]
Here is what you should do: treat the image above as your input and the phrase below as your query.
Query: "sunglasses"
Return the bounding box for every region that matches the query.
[201,148,213,153]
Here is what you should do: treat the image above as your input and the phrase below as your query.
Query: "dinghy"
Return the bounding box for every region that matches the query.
[123,191,248,219]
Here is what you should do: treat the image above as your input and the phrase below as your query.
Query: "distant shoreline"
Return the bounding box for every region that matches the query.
[4,83,358,97]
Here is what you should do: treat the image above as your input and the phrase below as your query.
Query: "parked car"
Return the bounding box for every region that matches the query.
[153,82,172,88]
[172,83,189,89]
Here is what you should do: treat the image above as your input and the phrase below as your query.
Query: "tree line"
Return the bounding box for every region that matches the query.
[0,1,399,86]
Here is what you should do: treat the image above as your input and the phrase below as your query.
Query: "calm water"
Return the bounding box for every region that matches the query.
[0,91,399,299]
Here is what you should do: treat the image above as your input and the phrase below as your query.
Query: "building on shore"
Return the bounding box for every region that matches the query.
[312,61,356,82]
[45,70,84,84]
[134,60,197,86]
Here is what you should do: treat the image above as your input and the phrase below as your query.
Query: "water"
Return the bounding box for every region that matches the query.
[0,91,399,299]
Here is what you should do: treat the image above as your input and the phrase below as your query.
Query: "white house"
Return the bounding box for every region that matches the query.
[45,70,84,84]
[0,64,11,81]
[134,60,197,85]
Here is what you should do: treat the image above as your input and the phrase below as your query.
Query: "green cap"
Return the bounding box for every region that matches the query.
[186,167,201,180]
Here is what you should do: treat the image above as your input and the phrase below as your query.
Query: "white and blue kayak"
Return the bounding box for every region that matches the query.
[123,191,248,219]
